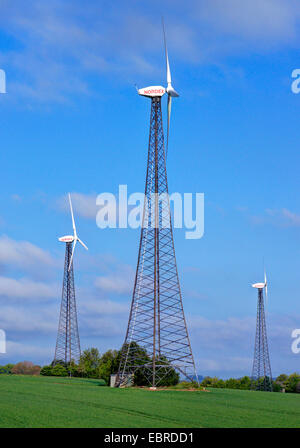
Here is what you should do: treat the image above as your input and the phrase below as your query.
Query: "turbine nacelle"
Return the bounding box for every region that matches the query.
[59,235,75,243]
[253,268,269,306]
[138,86,166,98]
[252,282,266,290]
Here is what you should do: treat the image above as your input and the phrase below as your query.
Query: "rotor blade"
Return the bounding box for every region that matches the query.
[68,239,77,272]
[166,94,172,158]
[264,269,268,306]
[162,18,171,85]
[77,237,88,251]
[264,269,267,286]
[68,193,76,237]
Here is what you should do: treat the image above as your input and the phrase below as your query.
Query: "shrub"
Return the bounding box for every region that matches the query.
[215,379,225,388]
[285,373,300,393]
[0,364,14,374]
[239,376,251,390]
[11,361,40,375]
[40,365,53,376]
[276,374,288,385]
[272,382,283,392]
[51,364,68,377]
[201,376,219,387]
[79,348,102,378]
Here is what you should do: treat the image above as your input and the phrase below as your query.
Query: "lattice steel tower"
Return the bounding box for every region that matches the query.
[54,194,88,365]
[116,25,198,388]
[251,276,272,392]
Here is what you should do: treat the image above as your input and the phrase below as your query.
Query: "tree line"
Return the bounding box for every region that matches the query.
[42,343,180,386]
[200,373,300,393]
[1,346,300,392]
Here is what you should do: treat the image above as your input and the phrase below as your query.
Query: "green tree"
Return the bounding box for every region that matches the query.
[51,359,68,368]
[215,379,225,388]
[79,348,102,378]
[272,382,282,392]
[145,355,179,387]
[40,365,53,376]
[273,373,288,392]
[98,349,119,385]
[67,360,82,377]
[117,342,151,386]
[51,364,68,377]
[201,377,219,388]
[116,342,179,387]
[0,363,14,374]
[225,378,239,389]
[276,373,288,384]
[239,376,251,390]
[285,373,300,393]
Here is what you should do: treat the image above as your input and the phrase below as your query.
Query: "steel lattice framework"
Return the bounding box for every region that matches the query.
[251,288,272,391]
[116,97,198,388]
[53,242,81,365]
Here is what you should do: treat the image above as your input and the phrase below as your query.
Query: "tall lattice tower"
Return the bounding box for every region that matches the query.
[54,194,88,365]
[116,26,198,388]
[251,275,272,392]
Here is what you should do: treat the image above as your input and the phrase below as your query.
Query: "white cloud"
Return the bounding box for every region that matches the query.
[0,235,56,271]
[0,305,58,333]
[267,208,300,227]
[95,275,132,295]
[197,355,253,374]
[189,315,254,352]
[188,312,300,377]
[11,194,22,202]
[248,208,300,227]
[0,276,59,300]
[4,340,53,363]
[1,0,300,103]
[197,0,300,43]
[80,315,126,338]
[94,260,134,295]
[81,299,129,316]
[57,192,98,219]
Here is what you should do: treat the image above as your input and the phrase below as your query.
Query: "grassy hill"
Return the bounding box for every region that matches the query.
[0,374,299,428]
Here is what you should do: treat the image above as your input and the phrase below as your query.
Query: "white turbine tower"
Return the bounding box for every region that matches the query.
[59,193,88,271]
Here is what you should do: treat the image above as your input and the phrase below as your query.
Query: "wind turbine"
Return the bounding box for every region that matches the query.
[58,193,88,271]
[137,19,179,158]
[251,270,272,392]
[116,20,198,388]
[54,193,88,366]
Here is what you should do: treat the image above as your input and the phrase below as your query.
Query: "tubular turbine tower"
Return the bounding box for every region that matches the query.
[116,23,198,388]
[251,271,273,392]
[53,193,88,366]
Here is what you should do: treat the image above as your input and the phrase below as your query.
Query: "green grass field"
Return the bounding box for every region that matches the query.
[0,374,299,428]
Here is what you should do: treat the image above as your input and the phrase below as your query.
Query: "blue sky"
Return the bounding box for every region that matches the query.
[0,0,300,378]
